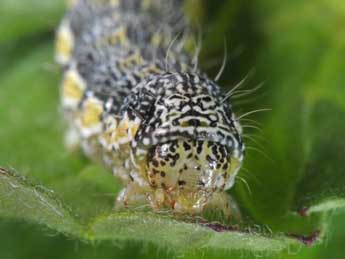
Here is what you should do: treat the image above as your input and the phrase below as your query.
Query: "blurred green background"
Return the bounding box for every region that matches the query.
[1,0,345,258]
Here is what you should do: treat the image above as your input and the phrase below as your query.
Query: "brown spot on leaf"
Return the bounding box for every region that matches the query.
[298,207,309,217]
[288,231,320,246]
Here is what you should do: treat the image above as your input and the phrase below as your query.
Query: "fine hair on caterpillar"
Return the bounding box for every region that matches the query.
[54,0,265,220]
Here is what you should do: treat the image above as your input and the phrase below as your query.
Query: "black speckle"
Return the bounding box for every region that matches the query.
[197,144,203,154]
[203,96,212,102]
[172,119,179,126]
[188,119,200,127]
[152,159,159,167]
[169,153,180,167]
[169,145,176,153]
[212,145,218,155]
[160,171,166,177]
[183,141,191,151]
[178,180,186,186]
[206,155,214,163]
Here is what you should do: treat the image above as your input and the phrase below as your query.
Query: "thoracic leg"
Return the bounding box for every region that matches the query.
[115,181,151,210]
[64,126,81,152]
[205,192,241,222]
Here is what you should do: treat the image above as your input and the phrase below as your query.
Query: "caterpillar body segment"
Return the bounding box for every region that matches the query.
[56,0,245,217]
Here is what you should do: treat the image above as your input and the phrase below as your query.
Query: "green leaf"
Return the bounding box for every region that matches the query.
[0,167,300,254]
[294,91,345,215]
[0,168,83,236]
[0,0,64,43]
[233,0,345,232]
[1,0,345,257]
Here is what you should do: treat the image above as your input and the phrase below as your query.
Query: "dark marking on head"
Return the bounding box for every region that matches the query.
[178,180,186,186]
[183,141,191,151]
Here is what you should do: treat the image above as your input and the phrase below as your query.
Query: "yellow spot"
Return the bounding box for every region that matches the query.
[120,120,138,139]
[109,0,120,7]
[55,21,74,65]
[79,98,103,128]
[146,65,162,74]
[129,124,139,138]
[142,0,153,10]
[114,119,140,143]
[101,115,140,149]
[61,69,86,108]
[104,26,128,45]
[151,33,162,46]
[116,120,131,140]
[138,65,162,78]
[122,52,143,68]
[181,121,189,127]
[66,0,77,8]
[98,0,120,7]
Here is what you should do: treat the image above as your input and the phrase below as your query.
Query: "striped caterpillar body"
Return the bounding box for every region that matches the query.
[56,0,245,217]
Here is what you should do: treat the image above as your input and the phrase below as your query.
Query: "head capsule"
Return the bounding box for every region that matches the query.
[146,138,242,213]
[124,72,244,214]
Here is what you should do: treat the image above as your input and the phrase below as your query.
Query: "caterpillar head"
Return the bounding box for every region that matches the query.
[128,72,244,214]
[146,139,242,214]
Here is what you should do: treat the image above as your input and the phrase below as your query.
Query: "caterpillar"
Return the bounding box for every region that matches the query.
[55,0,245,217]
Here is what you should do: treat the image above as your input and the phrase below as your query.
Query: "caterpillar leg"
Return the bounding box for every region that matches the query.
[205,192,242,222]
[115,182,151,210]
[115,183,169,212]
[64,126,81,152]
